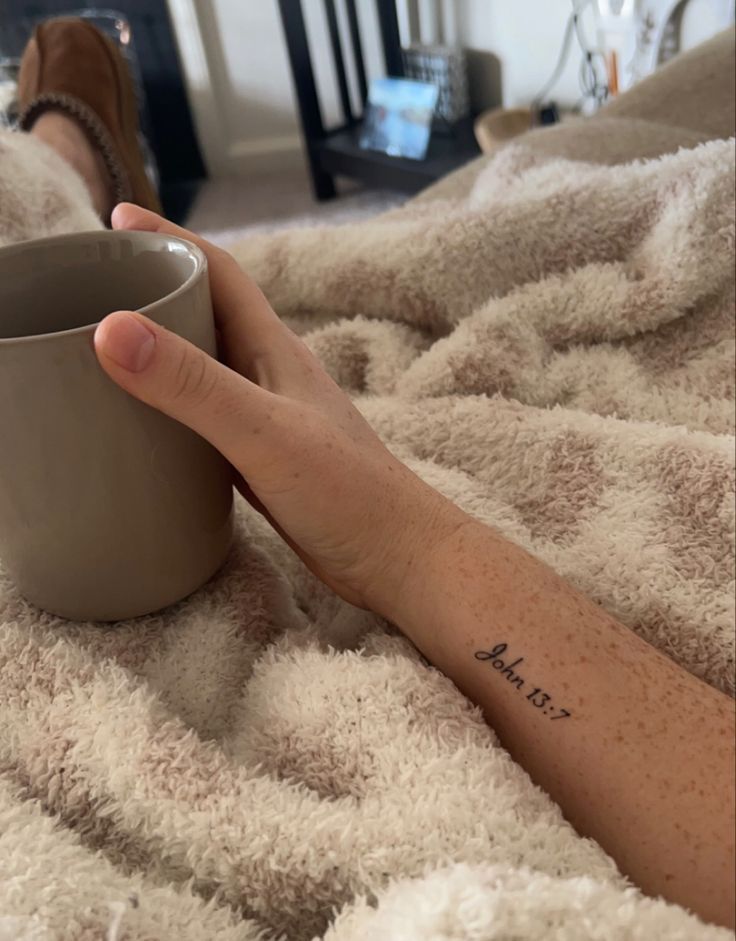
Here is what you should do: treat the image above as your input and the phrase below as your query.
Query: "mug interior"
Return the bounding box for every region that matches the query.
[0,231,201,340]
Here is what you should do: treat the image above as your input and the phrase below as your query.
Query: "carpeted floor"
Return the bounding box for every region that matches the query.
[184,165,404,247]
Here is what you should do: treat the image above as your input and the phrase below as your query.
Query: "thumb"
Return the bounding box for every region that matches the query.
[94,310,269,466]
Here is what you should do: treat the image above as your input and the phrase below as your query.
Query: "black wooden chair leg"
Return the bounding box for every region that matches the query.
[308,155,337,200]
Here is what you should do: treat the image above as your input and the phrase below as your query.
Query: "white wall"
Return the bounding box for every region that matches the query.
[168,0,387,174]
[455,0,592,110]
[455,0,734,109]
[168,0,733,177]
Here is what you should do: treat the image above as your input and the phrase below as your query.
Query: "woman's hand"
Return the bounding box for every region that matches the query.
[94,204,464,613]
[96,211,736,932]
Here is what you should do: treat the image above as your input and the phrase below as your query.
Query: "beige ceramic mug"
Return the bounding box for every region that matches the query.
[0,229,234,621]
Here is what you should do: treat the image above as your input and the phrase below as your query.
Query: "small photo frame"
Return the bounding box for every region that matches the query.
[359,77,439,161]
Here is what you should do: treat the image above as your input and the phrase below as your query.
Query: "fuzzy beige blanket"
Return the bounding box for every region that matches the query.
[0,122,734,939]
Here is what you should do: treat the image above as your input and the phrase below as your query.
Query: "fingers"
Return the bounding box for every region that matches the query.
[110,203,286,372]
[94,309,275,469]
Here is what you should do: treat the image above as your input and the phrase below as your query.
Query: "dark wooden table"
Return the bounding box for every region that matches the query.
[277,0,480,200]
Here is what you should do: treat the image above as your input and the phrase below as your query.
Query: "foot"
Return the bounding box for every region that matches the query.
[18,18,162,224]
[31,109,114,220]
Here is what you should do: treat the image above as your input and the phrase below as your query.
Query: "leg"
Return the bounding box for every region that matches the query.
[30,110,113,220]
[0,128,102,248]
[16,17,162,224]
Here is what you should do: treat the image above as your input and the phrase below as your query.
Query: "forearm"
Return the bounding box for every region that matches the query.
[382,512,735,929]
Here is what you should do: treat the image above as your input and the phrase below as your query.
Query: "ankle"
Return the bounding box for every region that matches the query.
[30,110,113,220]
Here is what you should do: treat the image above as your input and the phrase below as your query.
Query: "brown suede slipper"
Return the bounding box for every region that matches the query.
[17,17,162,219]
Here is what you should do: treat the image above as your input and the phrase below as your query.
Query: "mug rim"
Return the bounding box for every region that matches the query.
[0,229,208,346]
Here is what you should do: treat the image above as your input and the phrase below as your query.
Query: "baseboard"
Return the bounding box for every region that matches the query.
[224,136,305,176]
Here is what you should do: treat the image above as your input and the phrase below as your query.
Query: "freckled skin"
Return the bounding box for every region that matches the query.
[392,519,736,932]
[99,206,734,933]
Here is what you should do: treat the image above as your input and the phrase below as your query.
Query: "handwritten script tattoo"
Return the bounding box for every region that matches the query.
[474,642,572,720]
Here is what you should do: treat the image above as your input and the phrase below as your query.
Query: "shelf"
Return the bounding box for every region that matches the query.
[278,1,481,199]
[316,117,481,194]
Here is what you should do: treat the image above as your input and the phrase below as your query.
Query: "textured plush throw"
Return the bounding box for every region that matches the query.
[0,125,734,941]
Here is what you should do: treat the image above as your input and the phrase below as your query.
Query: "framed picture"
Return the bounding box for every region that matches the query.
[359,77,439,161]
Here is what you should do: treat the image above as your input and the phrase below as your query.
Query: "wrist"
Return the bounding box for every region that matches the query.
[365,473,473,627]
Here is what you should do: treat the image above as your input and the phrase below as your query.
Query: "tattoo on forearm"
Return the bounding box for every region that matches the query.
[474,642,572,719]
